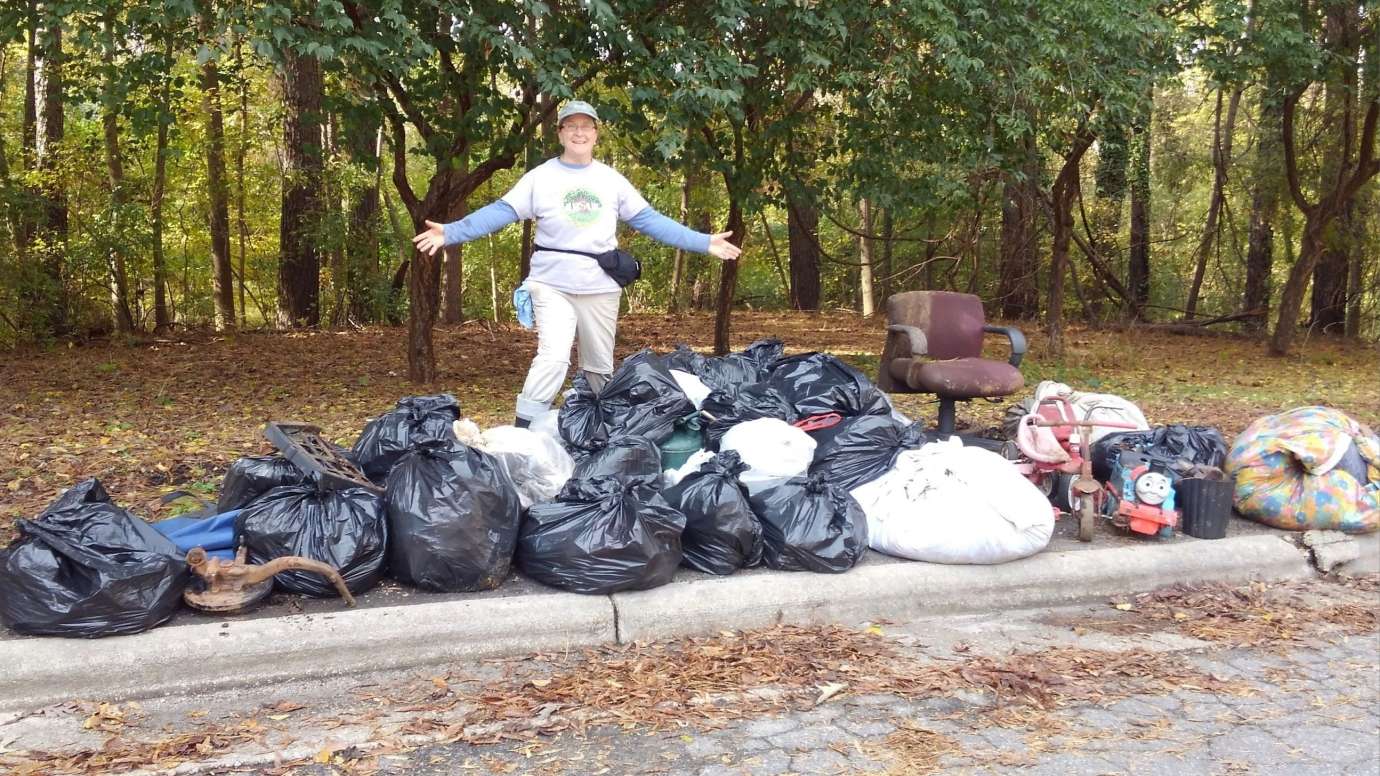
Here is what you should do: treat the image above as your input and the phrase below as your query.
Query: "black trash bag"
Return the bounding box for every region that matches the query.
[384,440,523,592]
[516,476,686,594]
[1092,425,1229,483]
[572,435,663,482]
[740,337,786,369]
[558,372,610,453]
[598,350,696,444]
[662,450,763,575]
[661,343,706,374]
[0,479,187,638]
[218,455,307,512]
[700,383,798,449]
[749,473,868,573]
[809,415,930,491]
[235,485,387,596]
[352,394,461,482]
[696,338,785,390]
[767,352,892,419]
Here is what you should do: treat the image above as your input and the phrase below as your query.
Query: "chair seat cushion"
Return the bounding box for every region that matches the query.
[907,358,1024,400]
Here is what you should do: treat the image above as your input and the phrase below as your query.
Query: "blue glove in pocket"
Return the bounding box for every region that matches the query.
[513,283,534,329]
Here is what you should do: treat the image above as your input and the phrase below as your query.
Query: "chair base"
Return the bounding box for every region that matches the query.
[937,398,957,436]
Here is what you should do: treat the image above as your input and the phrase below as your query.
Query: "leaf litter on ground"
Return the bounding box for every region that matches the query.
[12,575,1375,775]
[2,312,1376,544]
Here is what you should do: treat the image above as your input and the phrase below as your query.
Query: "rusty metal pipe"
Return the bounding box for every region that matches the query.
[186,546,356,607]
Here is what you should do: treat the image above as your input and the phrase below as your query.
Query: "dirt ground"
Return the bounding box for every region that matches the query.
[1,312,1376,540]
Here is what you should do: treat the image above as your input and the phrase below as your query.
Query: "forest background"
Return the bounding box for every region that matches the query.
[0,0,1376,378]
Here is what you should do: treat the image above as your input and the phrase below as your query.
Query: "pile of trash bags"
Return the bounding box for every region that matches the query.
[12,336,1373,642]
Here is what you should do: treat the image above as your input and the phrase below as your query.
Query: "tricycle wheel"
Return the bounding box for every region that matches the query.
[1078,499,1096,542]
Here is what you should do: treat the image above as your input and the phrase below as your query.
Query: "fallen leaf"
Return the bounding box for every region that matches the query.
[815,682,849,706]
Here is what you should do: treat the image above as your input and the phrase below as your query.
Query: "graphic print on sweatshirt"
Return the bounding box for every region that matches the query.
[562,187,603,227]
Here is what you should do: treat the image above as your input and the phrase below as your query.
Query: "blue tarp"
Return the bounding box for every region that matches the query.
[153,510,241,561]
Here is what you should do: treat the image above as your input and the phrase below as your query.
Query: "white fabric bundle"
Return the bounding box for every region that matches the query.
[852,438,1054,564]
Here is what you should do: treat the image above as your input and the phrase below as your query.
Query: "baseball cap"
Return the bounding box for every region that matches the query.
[557,100,600,125]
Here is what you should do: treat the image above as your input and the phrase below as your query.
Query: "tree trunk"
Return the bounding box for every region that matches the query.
[407,240,442,382]
[234,34,249,323]
[1127,106,1152,318]
[441,245,463,323]
[151,33,173,333]
[1345,187,1370,337]
[1046,131,1096,359]
[858,197,875,317]
[101,10,134,334]
[1091,120,1128,321]
[344,114,381,324]
[199,0,234,331]
[1184,86,1242,319]
[441,153,468,324]
[668,171,691,313]
[712,200,745,355]
[34,14,67,333]
[1309,203,1351,334]
[1309,45,1359,336]
[1268,89,1378,355]
[1243,85,1283,331]
[277,43,323,328]
[998,134,1040,319]
[15,8,37,260]
[879,208,894,304]
[786,193,821,310]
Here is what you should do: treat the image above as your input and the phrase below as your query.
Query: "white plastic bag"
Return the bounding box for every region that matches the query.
[852,438,1053,564]
[721,418,817,495]
[1031,380,1149,445]
[529,409,562,441]
[663,448,715,488]
[669,369,712,409]
[456,424,574,509]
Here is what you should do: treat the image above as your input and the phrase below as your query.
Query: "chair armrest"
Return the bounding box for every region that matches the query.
[886,325,928,357]
[983,325,1027,368]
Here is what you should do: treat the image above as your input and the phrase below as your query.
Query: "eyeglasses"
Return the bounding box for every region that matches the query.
[560,123,597,133]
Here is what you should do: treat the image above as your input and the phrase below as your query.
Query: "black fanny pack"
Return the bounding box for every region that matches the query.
[534,244,641,287]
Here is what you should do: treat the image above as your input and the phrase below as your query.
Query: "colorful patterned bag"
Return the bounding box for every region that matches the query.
[1226,406,1379,533]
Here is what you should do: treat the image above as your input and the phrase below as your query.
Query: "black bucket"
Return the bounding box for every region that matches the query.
[1177,477,1233,540]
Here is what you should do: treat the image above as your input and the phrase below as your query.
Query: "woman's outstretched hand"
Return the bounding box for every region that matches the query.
[411,220,446,256]
[707,231,742,261]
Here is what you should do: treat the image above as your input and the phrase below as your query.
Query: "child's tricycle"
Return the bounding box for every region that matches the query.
[1009,397,1142,542]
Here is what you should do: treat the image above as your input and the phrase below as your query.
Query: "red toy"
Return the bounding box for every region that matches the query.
[1010,397,1140,541]
[1103,457,1179,537]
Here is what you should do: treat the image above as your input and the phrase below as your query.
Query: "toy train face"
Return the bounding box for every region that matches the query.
[1108,454,1179,536]
[1133,470,1173,506]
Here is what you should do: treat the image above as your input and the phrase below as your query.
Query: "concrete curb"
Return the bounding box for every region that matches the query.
[0,534,1312,713]
[611,534,1313,642]
[0,590,614,714]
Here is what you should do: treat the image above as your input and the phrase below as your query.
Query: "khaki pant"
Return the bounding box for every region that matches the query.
[514,280,621,421]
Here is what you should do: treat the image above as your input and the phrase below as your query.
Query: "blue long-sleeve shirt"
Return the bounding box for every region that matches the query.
[441,201,712,254]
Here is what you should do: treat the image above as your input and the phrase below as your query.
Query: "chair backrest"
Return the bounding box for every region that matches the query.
[884,291,986,360]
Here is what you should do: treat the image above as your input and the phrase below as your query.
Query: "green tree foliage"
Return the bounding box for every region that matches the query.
[0,0,1375,361]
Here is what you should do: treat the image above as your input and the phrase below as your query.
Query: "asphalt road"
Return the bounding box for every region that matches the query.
[3,575,1375,776]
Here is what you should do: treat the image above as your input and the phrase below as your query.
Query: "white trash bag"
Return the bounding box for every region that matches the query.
[721,418,817,495]
[1030,380,1149,446]
[852,438,1053,564]
[663,448,715,488]
[454,420,574,509]
[670,369,712,410]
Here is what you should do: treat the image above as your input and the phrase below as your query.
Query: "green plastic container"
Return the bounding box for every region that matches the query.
[660,415,705,471]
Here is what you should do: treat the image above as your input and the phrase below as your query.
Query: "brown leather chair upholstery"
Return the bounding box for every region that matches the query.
[877,291,1027,435]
